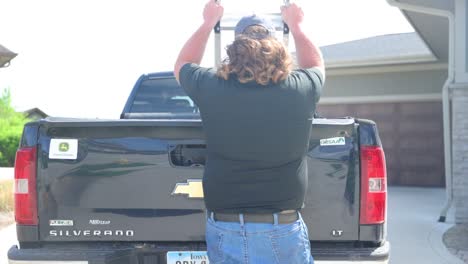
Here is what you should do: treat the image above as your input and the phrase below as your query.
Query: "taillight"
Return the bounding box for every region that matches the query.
[360,145,387,225]
[14,146,38,225]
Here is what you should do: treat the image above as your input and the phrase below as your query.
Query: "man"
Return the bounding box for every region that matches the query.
[174,1,324,263]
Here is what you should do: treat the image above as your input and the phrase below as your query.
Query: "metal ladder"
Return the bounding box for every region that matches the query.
[213,0,291,66]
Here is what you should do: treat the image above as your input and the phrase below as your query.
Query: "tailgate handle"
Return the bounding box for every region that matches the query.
[169,144,206,168]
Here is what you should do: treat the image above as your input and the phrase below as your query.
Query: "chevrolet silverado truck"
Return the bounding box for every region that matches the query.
[8,71,390,264]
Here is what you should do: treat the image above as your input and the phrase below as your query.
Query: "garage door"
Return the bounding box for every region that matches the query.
[316,101,445,187]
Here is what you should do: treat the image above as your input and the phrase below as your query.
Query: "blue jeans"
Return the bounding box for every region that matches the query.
[205,212,314,264]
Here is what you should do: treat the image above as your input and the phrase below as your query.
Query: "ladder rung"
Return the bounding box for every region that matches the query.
[220,13,284,28]
[219,26,286,32]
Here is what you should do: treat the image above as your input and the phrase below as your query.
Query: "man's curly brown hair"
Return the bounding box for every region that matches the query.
[217,26,293,85]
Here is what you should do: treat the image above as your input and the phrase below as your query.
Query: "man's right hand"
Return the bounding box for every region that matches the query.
[281,3,304,31]
[203,0,224,28]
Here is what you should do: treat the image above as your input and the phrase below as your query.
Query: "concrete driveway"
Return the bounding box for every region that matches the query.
[0,187,463,264]
[0,223,16,264]
[387,187,463,264]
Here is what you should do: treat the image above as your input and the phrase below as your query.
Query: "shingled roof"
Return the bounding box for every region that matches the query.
[319,32,437,68]
[0,44,17,67]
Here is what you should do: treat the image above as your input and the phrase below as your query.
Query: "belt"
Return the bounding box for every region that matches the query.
[209,210,300,224]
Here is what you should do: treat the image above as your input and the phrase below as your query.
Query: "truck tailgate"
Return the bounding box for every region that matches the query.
[37,118,359,242]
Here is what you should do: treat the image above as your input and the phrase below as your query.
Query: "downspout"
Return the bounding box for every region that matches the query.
[385,0,455,222]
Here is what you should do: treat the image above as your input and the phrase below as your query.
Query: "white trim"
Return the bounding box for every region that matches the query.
[318,93,442,105]
[449,82,468,89]
[326,54,437,69]
[466,0,468,78]
[326,63,447,76]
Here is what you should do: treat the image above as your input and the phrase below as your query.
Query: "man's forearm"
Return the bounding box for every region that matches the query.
[290,24,324,71]
[174,22,213,81]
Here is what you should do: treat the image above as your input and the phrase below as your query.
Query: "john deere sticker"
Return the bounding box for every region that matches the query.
[49,139,78,160]
[320,137,346,146]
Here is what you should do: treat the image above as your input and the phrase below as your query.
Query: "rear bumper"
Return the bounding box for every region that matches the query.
[9,261,88,264]
[8,241,390,264]
[312,241,390,263]
[8,261,388,264]
[315,261,388,264]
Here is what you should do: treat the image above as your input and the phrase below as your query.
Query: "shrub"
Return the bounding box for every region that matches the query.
[0,88,29,167]
[0,133,21,167]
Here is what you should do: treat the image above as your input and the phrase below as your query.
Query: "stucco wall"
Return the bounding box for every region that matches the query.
[452,87,468,223]
[322,69,447,98]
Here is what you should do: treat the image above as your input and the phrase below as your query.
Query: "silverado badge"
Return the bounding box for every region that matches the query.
[172,179,204,199]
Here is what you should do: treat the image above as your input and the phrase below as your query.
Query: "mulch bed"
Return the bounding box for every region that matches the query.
[443,223,468,264]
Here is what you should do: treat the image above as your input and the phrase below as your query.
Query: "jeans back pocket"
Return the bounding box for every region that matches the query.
[269,221,312,264]
[206,222,225,263]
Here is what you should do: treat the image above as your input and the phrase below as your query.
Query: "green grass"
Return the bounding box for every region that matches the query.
[0,179,14,212]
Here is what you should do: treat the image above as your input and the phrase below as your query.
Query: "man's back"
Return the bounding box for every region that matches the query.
[179,63,323,213]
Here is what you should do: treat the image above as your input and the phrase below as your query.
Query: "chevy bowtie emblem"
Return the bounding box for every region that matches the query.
[171,179,204,199]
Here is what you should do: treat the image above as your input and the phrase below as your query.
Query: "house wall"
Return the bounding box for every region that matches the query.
[452,87,468,223]
[317,67,448,187]
[322,69,447,98]
[317,100,444,187]
[453,0,468,224]
[454,0,468,82]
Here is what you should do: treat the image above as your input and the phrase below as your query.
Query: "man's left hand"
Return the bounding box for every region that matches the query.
[203,0,224,28]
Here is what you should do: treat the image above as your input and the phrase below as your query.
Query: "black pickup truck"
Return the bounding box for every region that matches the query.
[8,71,390,264]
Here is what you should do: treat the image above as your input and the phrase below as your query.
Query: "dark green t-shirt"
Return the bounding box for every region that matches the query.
[179,63,324,213]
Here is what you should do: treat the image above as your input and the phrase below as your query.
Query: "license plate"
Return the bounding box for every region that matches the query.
[166,251,209,264]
